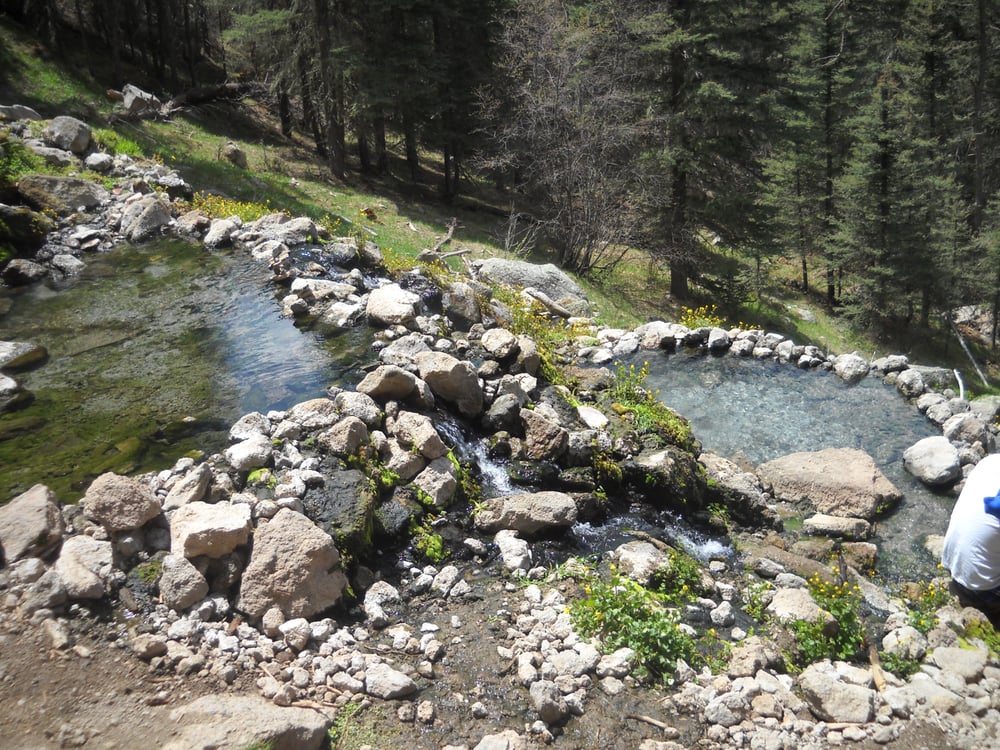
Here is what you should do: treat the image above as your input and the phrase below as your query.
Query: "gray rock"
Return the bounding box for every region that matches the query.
[204,217,238,248]
[0,484,63,563]
[765,588,835,632]
[704,692,748,727]
[247,215,319,246]
[363,580,401,628]
[238,509,348,619]
[53,535,113,599]
[164,694,331,750]
[0,203,56,250]
[163,463,213,510]
[357,365,418,401]
[43,116,91,154]
[494,529,532,572]
[332,390,382,429]
[50,254,85,275]
[832,352,870,384]
[365,662,417,699]
[84,152,114,173]
[413,456,459,507]
[802,513,870,540]
[442,281,483,330]
[120,194,172,242]
[415,351,483,418]
[797,662,875,723]
[894,368,926,398]
[757,448,901,519]
[902,436,961,487]
[1,258,47,285]
[82,472,161,532]
[943,412,995,452]
[472,259,589,315]
[528,679,569,724]
[520,407,568,460]
[0,104,42,120]
[930,645,989,682]
[0,341,48,371]
[224,433,273,471]
[391,410,447,459]
[317,416,369,456]
[367,283,422,327]
[474,491,578,535]
[611,541,671,587]
[482,328,519,359]
[17,174,109,214]
[122,84,162,117]
[169,501,252,558]
[159,554,209,610]
[286,398,341,430]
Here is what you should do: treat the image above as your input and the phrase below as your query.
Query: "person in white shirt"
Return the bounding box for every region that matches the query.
[941,452,1000,622]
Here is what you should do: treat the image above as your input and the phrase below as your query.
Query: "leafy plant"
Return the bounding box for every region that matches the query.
[788,574,866,665]
[680,304,725,329]
[900,579,952,634]
[570,569,701,683]
[741,579,773,621]
[650,547,705,605]
[0,129,46,186]
[328,701,363,747]
[608,360,696,449]
[963,619,1000,660]
[189,191,281,222]
[879,651,921,679]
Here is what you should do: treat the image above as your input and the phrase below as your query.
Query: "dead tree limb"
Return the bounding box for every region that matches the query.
[430,217,459,254]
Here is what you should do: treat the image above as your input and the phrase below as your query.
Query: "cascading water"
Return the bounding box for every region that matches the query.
[633,349,951,581]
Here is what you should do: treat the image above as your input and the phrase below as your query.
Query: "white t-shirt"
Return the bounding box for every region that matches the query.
[942,453,1000,591]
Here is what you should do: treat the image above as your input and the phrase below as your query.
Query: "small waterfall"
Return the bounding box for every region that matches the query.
[432,415,516,498]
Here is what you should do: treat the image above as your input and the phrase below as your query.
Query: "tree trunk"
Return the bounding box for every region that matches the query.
[357,124,372,174]
[404,115,420,182]
[312,0,346,179]
[373,116,388,176]
[278,90,292,137]
[298,51,326,158]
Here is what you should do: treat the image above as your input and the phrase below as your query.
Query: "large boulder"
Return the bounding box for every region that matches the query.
[16,174,109,215]
[119,194,173,242]
[902,436,961,487]
[238,509,348,619]
[367,283,421,327]
[164,694,331,750]
[832,353,870,385]
[0,341,48,371]
[757,448,901,519]
[520,407,568,461]
[1,258,47,285]
[356,365,418,401]
[53,535,113,599]
[700,452,782,529]
[81,472,161,532]
[472,259,590,316]
[943,412,995,452]
[0,104,42,120]
[0,204,56,251]
[42,116,91,154]
[474,491,578,535]
[122,84,163,118]
[389,411,448,458]
[797,662,876,724]
[169,501,252,559]
[414,351,483,418]
[626,445,706,509]
[0,484,64,563]
[300,470,378,557]
[159,553,210,611]
[412,456,458,508]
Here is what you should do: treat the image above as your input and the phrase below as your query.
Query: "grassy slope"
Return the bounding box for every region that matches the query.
[2,15,998,394]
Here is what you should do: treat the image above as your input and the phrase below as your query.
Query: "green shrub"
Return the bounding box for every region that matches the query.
[0,130,45,187]
[570,569,700,683]
[92,128,144,157]
[788,574,866,666]
[901,579,952,634]
[608,360,696,450]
